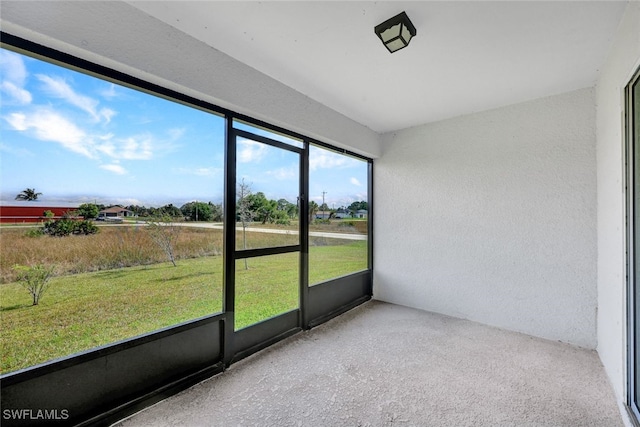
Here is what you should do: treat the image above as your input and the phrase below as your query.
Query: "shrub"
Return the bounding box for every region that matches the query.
[147,216,181,267]
[43,219,99,237]
[43,219,74,236]
[338,221,356,227]
[25,227,44,238]
[75,220,99,235]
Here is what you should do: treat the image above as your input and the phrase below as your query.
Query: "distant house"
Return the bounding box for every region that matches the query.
[334,208,350,219]
[97,206,134,220]
[315,210,331,220]
[355,209,368,219]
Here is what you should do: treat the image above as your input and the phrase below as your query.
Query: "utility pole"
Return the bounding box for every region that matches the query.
[321,191,327,209]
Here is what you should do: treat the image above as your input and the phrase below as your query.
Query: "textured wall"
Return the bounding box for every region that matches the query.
[375,88,597,348]
[596,1,640,403]
[0,1,380,158]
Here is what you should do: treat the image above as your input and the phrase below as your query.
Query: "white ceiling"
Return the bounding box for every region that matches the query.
[127,1,628,134]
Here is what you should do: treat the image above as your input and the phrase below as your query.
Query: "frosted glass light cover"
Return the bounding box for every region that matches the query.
[380,23,401,42]
[374,11,417,54]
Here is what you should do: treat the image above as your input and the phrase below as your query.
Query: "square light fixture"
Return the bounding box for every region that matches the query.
[374,11,417,53]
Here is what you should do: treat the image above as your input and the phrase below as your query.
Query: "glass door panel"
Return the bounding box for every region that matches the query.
[234,253,299,330]
[234,131,301,331]
[236,138,300,250]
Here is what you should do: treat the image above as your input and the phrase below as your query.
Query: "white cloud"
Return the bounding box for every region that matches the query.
[100,108,116,124]
[309,146,360,171]
[5,105,168,162]
[111,197,145,206]
[100,164,127,175]
[4,108,93,158]
[167,128,186,140]
[238,139,267,163]
[0,50,28,85]
[0,142,33,157]
[96,134,154,160]
[267,166,297,181]
[350,177,362,186]
[2,81,32,105]
[174,166,221,177]
[100,83,117,100]
[0,50,32,105]
[36,74,114,123]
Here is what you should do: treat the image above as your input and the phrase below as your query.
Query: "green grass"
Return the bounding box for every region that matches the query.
[309,242,368,285]
[235,253,299,329]
[1,257,222,373]
[0,241,367,373]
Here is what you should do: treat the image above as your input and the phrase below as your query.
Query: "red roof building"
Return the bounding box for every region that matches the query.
[0,205,79,223]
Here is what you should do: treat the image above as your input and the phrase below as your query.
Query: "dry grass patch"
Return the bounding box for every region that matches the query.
[0,225,222,283]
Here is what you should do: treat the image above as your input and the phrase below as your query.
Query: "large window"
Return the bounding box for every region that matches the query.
[308,144,369,285]
[0,49,225,373]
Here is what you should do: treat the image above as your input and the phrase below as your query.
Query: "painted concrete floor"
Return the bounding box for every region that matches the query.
[116,301,623,426]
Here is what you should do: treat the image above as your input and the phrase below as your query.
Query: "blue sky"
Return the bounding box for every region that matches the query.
[0,48,367,209]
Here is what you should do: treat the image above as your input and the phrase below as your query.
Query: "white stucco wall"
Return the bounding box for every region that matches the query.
[596,1,640,403]
[375,88,597,348]
[0,1,380,158]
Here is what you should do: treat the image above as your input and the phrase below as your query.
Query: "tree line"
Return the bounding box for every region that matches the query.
[15,187,367,224]
[76,198,366,224]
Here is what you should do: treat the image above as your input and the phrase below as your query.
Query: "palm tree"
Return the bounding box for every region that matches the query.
[15,188,42,201]
[309,201,319,224]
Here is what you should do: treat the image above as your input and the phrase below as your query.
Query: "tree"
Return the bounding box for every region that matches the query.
[181,201,214,221]
[348,201,368,214]
[237,179,253,270]
[208,202,223,222]
[159,203,182,218]
[241,192,274,224]
[127,205,150,217]
[277,198,298,219]
[15,188,42,201]
[309,201,319,224]
[77,203,99,219]
[147,215,181,267]
[13,264,55,305]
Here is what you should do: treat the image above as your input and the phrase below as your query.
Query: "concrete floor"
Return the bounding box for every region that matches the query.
[116,301,623,426]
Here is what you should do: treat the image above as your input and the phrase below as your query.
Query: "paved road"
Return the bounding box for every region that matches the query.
[1,221,367,241]
[171,222,367,241]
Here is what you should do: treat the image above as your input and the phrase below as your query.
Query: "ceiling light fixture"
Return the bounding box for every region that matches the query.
[374,11,417,53]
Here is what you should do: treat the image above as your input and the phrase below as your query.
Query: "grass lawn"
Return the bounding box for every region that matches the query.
[0,241,367,373]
